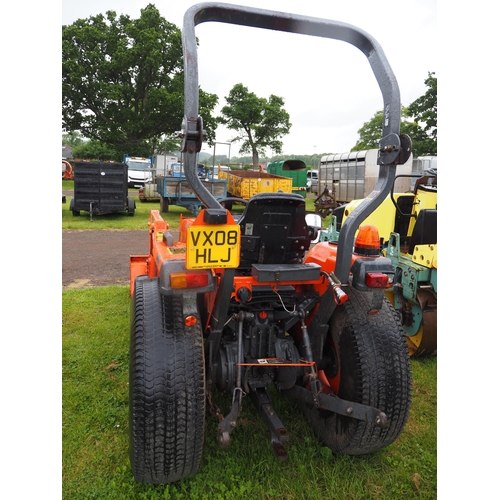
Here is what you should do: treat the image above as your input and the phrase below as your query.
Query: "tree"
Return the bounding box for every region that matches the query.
[152,135,181,156]
[352,73,437,157]
[407,72,437,155]
[352,110,386,152]
[71,139,119,161]
[352,108,428,157]
[62,4,218,157]
[62,131,85,147]
[218,84,291,167]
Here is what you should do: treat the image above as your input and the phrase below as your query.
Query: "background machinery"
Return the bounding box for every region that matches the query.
[314,149,413,217]
[334,166,437,356]
[266,159,308,198]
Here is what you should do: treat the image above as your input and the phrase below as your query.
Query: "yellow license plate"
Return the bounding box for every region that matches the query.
[186,224,240,269]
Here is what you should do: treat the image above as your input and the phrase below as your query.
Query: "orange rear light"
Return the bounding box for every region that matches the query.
[354,225,380,256]
[170,272,209,289]
[185,315,197,326]
[365,272,389,288]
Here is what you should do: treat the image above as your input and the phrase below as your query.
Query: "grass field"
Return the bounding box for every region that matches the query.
[62,286,437,500]
[61,178,436,498]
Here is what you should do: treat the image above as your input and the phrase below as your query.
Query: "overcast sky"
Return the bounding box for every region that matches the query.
[62,0,436,157]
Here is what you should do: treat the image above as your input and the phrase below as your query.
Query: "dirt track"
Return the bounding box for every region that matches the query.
[62,230,151,290]
[62,190,316,290]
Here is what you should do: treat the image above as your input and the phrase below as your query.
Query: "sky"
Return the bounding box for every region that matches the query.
[61,0,437,157]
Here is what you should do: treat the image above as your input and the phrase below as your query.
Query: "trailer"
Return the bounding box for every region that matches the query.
[156,161,227,215]
[267,159,308,198]
[315,149,413,216]
[318,149,413,203]
[69,161,135,220]
[218,167,293,202]
[138,155,180,202]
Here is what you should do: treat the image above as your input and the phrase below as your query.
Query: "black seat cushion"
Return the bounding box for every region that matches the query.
[409,209,437,254]
[237,192,312,267]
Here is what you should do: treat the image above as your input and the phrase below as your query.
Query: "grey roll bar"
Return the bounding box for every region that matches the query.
[180,2,410,282]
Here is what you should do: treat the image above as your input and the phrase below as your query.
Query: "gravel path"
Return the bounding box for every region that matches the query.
[62,229,151,290]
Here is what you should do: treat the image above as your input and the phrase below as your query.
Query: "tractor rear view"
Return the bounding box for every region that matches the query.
[128,3,412,484]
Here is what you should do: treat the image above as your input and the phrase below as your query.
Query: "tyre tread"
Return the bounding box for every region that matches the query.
[302,287,411,455]
[129,278,205,483]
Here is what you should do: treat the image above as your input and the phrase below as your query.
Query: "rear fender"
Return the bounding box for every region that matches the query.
[350,257,394,291]
[305,242,394,291]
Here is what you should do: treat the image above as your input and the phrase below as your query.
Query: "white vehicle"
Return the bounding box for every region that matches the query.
[307,169,318,193]
[123,155,154,188]
[206,164,230,180]
[138,155,179,201]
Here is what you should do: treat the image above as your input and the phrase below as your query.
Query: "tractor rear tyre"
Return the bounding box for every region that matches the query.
[129,277,206,483]
[302,287,411,455]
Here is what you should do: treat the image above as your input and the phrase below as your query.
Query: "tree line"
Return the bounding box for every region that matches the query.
[62,4,436,166]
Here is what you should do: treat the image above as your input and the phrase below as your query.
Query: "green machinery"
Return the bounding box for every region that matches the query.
[318,170,437,356]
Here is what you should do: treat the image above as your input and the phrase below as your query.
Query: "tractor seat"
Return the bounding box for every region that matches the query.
[393,194,415,244]
[237,192,312,267]
[408,209,437,254]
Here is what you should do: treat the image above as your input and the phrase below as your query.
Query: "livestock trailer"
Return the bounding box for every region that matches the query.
[318,149,413,204]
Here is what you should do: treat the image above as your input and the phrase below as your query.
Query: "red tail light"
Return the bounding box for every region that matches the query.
[365,272,390,288]
[170,272,209,289]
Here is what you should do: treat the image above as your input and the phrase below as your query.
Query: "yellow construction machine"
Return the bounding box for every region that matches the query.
[332,168,437,356]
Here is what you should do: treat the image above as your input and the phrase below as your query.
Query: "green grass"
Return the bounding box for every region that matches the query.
[62,286,437,500]
[63,178,195,230]
[62,194,192,230]
[62,179,76,190]
[62,180,248,230]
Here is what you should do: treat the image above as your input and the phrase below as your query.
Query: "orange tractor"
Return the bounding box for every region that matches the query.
[128,3,412,484]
